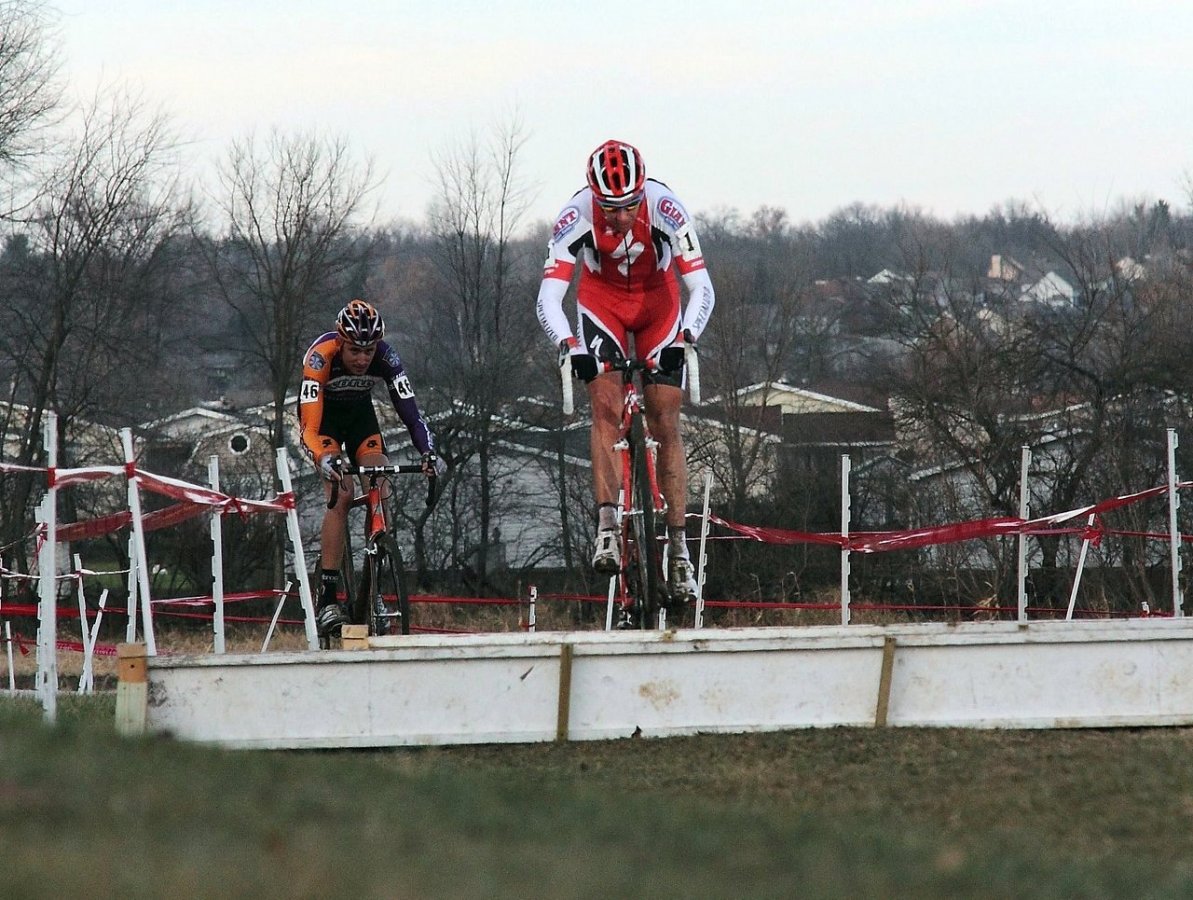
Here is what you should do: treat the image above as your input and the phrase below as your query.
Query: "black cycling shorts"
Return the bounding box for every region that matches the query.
[316,401,387,460]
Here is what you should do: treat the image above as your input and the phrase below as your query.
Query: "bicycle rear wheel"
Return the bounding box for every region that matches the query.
[627,411,663,628]
[351,554,371,628]
[371,533,411,636]
[339,529,359,617]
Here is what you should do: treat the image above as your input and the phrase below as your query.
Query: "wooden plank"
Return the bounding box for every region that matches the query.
[556,643,574,742]
[342,624,368,651]
[875,636,896,727]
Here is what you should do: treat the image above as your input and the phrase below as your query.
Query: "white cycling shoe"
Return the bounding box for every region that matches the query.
[592,528,621,575]
[667,556,698,605]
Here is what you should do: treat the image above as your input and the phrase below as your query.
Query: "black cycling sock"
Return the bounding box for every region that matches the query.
[320,569,340,606]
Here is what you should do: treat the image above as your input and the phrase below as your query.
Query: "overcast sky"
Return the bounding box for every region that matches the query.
[52,0,1193,232]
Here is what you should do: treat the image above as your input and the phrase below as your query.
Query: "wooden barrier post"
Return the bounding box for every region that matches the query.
[555,643,574,742]
[875,636,897,727]
[115,643,148,736]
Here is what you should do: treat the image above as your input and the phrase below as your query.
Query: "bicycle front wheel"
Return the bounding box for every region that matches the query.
[628,411,663,628]
[371,533,411,636]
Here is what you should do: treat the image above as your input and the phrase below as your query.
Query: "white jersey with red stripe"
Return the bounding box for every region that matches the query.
[536,178,715,349]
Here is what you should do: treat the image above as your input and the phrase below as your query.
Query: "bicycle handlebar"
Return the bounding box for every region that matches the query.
[560,353,574,416]
[596,357,658,375]
[345,464,426,476]
[685,343,701,405]
[326,463,437,510]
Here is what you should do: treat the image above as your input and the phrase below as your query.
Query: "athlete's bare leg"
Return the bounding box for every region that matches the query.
[320,449,389,570]
[643,383,686,528]
[321,478,352,571]
[587,372,623,508]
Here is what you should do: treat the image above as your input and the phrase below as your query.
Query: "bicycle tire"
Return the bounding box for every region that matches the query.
[339,528,358,619]
[372,533,411,636]
[628,411,663,628]
[351,551,372,628]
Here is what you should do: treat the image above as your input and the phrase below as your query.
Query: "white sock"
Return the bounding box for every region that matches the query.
[598,504,617,531]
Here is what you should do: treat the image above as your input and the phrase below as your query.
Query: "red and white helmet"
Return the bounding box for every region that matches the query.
[586,140,645,208]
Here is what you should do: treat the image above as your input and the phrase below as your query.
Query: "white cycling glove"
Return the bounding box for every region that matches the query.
[319,454,346,482]
[421,452,447,478]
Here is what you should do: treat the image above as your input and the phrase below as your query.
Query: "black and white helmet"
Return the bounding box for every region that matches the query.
[336,299,385,347]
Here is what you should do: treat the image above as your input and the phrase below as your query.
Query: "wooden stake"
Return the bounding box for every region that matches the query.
[115,643,148,737]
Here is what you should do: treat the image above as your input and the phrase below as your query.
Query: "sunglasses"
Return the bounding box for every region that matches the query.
[597,195,643,213]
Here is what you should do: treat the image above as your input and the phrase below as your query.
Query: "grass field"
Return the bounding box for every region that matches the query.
[2,693,1192,899]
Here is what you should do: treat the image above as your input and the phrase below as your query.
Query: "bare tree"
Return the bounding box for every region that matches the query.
[0,85,189,567]
[689,207,827,598]
[698,206,816,520]
[0,0,61,212]
[200,129,378,588]
[873,217,1193,611]
[203,129,379,453]
[403,116,540,592]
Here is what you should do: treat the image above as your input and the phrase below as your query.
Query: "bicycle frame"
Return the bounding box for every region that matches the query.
[616,369,667,525]
[607,360,669,629]
[324,463,431,644]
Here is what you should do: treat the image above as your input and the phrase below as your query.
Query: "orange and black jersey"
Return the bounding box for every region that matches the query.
[297,333,434,460]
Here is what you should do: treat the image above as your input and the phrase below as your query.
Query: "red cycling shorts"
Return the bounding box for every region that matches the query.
[576,277,681,363]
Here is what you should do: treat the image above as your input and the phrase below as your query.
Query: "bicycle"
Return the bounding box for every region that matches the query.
[561,342,700,630]
[320,463,436,649]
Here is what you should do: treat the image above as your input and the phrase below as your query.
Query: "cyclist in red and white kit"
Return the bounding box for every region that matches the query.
[536,139,715,605]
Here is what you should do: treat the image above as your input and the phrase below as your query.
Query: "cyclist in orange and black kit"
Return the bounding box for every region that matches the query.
[297,299,445,637]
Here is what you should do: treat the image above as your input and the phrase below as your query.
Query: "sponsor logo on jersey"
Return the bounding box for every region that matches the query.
[382,346,401,369]
[553,206,580,241]
[609,239,646,278]
[326,375,377,392]
[307,350,326,371]
[393,373,415,399]
[658,197,687,230]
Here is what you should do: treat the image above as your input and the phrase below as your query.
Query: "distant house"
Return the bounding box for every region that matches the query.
[983,253,1077,307]
[697,381,896,530]
[137,405,277,476]
[867,268,906,285]
[1020,270,1076,306]
[0,401,121,467]
[987,254,1025,281]
[726,381,882,416]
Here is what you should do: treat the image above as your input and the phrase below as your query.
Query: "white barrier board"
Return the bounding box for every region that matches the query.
[139,618,1193,749]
